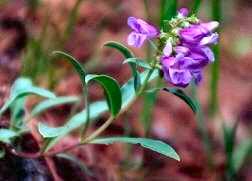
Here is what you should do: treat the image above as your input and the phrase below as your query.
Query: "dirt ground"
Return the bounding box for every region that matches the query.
[0,0,252,180]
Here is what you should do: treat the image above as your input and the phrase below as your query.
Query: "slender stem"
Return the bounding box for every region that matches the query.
[191,82,213,166]
[80,85,90,141]
[82,116,114,143]
[62,0,83,44]
[209,0,221,116]
[143,0,150,20]
[82,69,154,144]
[191,0,202,15]
[7,69,153,158]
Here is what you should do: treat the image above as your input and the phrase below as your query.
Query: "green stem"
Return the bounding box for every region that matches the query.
[82,69,154,144]
[191,82,213,166]
[160,0,177,29]
[209,0,221,116]
[80,85,90,141]
[191,0,202,15]
[62,0,83,44]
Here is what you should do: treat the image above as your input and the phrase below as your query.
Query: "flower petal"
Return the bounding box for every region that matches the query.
[178,8,189,17]
[201,47,215,62]
[163,41,173,56]
[136,19,159,38]
[161,56,176,67]
[169,68,192,87]
[175,46,190,55]
[127,17,141,32]
[191,70,202,84]
[127,32,147,48]
[200,32,219,46]
[201,21,219,32]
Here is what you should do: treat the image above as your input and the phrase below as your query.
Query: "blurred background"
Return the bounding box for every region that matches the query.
[0,0,252,180]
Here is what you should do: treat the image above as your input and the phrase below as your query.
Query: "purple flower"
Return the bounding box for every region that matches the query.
[178,8,189,17]
[179,21,219,45]
[161,55,196,87]
[177,45,215,68]
[127,17,159,48]
[163,40,173,56]
[161,44,214,87]
[200,32,219,46]
[160,20,219,88]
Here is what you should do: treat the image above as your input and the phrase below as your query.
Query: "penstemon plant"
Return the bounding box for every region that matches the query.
[0,7,219,169]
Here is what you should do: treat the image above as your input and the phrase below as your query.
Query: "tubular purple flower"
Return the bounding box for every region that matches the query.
[161,55,196,87]
[163,40,173,56]
[179,21,219,45]
[161,44,215,87]
[127,17,159,48]
[178,8,189,17]
[200,32,219,46]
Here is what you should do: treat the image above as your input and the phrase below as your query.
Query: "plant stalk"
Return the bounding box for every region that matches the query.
[82,69,154,144]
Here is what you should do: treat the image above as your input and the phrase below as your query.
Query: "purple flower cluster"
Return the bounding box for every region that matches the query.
[127,8,219,88]
[161,21,219,87]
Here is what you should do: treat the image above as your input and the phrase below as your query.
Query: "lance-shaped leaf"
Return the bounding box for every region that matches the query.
[0,129,17,144]
[90,137,180,161]
[52,51,90,129]
[123,58,152,70]
[163,88,199,113]
[104,41,141,91]
[233,139,252,172]
[0,78,56,116]
[38,70,159,151]
[0,148,5,159]
[85,74,122,117]
[52,51,86,87]
[31,96,80,116]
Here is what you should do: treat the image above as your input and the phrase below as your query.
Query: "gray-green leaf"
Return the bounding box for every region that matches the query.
[104,41,140,91]
[52,51,86,87]
[90,137,180,161]
[0,78,56,116]
[123,58,152,69]
[0,129,17,144]
[85,74,122,117]
[38,70,159,151]
[163,88,199,113]
[232,139,252,172]
[31,96,79,116]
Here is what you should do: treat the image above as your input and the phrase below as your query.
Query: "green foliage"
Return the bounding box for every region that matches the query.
[147,87,199,114]
[52,51,90,131]
[191,0,202,15]
[104,41,141,91]
[31,96,80,116]
[163,88,199,113]
[0,129,17,144]
[90,137,180,161]
[123,58,152,69]
[0,78,56,117]
[104,41,134,60]
[223,122,252,179]
[233,139,252,172]
[52,51,87,87]
[223,122,237,160]
[0,148,5,159]
[85,74,122,117]
[160,0,177,29]
[22,39,48,80]
[38,100,108,138]
[209,0,222,116]
[140,89,157,134]
[38,70,159,151]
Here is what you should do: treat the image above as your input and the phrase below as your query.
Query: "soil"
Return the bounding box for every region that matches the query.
[0,0,252,180]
